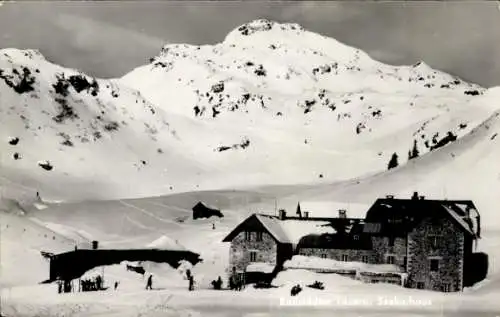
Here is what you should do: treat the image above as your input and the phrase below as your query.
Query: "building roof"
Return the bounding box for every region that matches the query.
[222,213,363,246]
[363,197,480,238]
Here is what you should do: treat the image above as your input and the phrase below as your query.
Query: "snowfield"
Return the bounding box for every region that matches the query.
[1,19,500,317]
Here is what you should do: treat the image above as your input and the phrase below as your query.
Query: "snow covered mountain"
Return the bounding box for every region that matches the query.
[1,19,499,201]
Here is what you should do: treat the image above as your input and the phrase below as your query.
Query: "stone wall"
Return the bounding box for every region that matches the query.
[229,231,277,273]
[298,248,375,263]
[371,236,407,270]
[407,216,465,292]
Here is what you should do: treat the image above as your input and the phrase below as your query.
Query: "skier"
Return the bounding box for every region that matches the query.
[146,274,153,290]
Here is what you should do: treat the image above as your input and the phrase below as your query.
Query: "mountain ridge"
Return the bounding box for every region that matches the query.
[1,19,498,202]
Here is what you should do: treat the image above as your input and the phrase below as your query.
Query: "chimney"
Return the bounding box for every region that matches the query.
[386,195,394,199]
[338,209,347,219]
[411,192,419,200]
[92,240,99,250]
[304,211,309,219]
[278,209,287,220]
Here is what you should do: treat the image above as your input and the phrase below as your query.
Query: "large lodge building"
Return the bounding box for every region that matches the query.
[223,192,488,292]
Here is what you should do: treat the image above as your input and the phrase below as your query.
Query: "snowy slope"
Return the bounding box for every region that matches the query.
[0,49,211,200]
[2,19,498,203]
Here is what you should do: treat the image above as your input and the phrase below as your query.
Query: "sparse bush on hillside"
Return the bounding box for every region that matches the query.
[356,122,366,134]
[212,106,221,118]
[193,106,203,116]
[215,137,251,152]
[254,65,267,77]
[0,67,36,94]
[53,98,78,123]
[104,121,120,132]
[430,131,457,151]
[388,152,399,170]
[61,139,74,147]
[240,137,250,149]
[464,90,481,96]
[372,109,382,117]
[211,82,224,93]
[238,20,273,36]
[58,132,74,147]
[53,74,70,96]
[8,137,19,145]
[13,152,21,160]
[38,161,53,171]
[216,146,231,152]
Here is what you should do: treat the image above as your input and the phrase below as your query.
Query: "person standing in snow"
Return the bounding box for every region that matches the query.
[114,281,119,290]
[146,274,153,290]
[96,275,102,290]
[188,275,194,291]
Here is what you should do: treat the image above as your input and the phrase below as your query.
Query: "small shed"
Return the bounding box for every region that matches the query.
[192,202,223,220]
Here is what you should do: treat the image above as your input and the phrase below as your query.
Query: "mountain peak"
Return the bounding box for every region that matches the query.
[1,48,46,63]
[223,19,310,45]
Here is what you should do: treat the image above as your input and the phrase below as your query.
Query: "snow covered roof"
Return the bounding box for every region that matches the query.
[145,235,186,251]
[223,213,338,245]
[255,214,336,244]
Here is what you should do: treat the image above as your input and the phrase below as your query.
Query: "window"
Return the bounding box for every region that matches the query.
[388,236,395,247]
[362,255,369,263]
[250,251,257,262]
[256,232,263,242]
[428,234,441,249]
[430,259,440,272]
[353,235,359,241]
[442,283,451,292]
[321,254,327,259]
[341,254,348,262]
[417,282,425,289]
[386,255,395,264]
[244,231,251,241]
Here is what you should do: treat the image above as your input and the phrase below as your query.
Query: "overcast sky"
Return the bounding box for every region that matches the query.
[0,1,499,87]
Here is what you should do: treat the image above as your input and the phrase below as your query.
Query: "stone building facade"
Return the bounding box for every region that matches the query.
[298,248,375,263]
[406,216,465,292]
[228,230,277,273]
[222,195,484,292]
[371,236,408,270]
